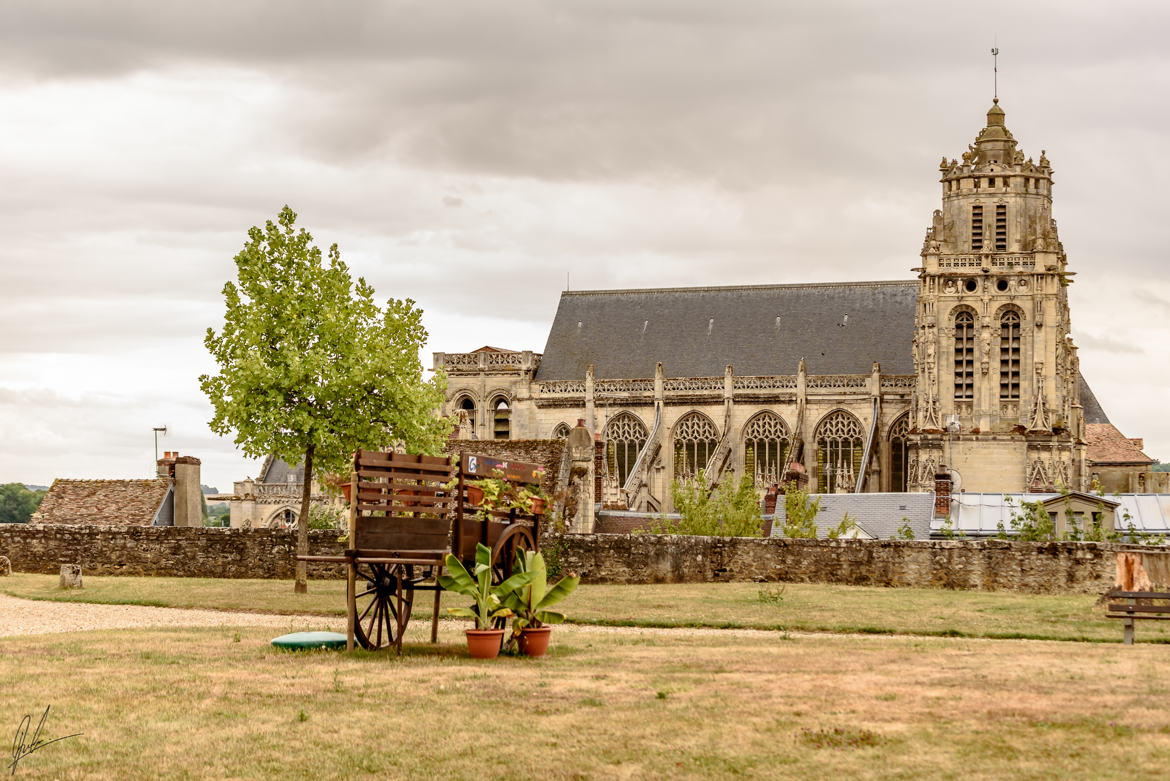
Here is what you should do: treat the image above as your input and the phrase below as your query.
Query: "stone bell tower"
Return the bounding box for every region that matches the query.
[909,99,1085,493]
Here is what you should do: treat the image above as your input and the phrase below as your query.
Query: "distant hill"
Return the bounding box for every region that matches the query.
[201,484,220,494]
[24,484,49,492]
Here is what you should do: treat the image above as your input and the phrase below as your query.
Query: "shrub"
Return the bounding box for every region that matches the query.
[780,485,821,539]
[648,471,764,537]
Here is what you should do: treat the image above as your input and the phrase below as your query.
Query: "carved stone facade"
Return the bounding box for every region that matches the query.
[436,99,1143,512]
[910,99,1085,493]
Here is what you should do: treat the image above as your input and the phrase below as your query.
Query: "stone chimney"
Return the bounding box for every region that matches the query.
[934,471,952,519]
[157,452,202,527]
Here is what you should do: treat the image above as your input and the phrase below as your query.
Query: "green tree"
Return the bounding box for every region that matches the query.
[648,471,764,537]
[781,484,821,539]
[200,206,451,593]
[0,483,45,524]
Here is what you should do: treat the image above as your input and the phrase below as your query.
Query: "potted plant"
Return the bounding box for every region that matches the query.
[499,550,580,657]
[438,543,533,659]
[509,484,551,516]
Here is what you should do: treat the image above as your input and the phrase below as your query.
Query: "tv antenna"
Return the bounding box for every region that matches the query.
[991,44,999,101]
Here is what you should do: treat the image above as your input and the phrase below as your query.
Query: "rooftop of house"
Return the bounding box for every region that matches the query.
[1085,423,1153,465]
[770,491,935,540]
[935,492,1170,536]
[31,478,172,526]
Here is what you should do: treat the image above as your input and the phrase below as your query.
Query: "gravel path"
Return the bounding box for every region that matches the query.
[0,594,343,638]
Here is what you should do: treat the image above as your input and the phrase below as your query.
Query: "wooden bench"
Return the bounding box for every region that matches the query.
[1106,590,1170,644]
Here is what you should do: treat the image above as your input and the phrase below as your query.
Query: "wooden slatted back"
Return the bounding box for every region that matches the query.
[351,450,454,556]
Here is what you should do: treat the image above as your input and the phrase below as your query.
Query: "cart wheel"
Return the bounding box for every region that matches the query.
[490,525,536,583]
[352,562,414,651]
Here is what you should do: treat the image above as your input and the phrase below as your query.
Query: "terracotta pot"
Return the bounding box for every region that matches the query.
[466,485,485,506]
[529,498,547,515]
[517,626,552,657]
[339,483,352,504]
[466,628,505,659]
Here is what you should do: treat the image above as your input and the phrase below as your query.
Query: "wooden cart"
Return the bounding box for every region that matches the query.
[299,449,545,652]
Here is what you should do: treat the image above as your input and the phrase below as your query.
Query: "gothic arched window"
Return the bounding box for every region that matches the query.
[954,311,975,399]
[672,412,718,478]
[889,414,910,492]
[605,413,648,486]
[456,396,476,437]
[999,310,1021,400]
[491,397,510,440]
[815,411,864,493]
[552,423,571,440]
[743,412,790,487]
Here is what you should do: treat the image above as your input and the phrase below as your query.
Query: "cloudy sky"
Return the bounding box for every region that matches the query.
[2,1,1168,492]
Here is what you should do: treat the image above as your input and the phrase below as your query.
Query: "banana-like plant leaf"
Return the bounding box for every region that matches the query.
[537,575,580,610]
[534,609,566,624]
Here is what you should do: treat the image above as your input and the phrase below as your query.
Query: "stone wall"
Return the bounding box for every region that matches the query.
[555,534,1130,594]
[0,522,1137,594]
[0,525,347,579]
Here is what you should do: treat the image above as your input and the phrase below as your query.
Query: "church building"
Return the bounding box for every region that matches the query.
[434,99,1151,513]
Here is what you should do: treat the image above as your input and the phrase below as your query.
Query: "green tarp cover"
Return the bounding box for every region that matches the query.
[271,631,347,650]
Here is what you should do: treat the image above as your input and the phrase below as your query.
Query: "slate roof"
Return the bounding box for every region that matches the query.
[1085,423,1154,465]
[1079,377,1110,425]
[534,280,1117,427]
[32,479,172,526]
[259,455,306,485]
[535,281,920,380]
[770,492,935,540]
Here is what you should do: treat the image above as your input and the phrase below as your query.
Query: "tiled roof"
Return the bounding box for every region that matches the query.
[32,479,171,526]
[1086,423,1154,465]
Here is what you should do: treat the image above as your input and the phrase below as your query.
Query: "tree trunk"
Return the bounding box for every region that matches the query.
[295,443,314,594]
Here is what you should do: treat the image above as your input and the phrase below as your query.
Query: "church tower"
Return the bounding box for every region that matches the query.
[909,99,1085,493]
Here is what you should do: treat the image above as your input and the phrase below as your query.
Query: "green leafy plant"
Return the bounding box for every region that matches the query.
[1005,496,1055,541]
[437,543,532,630]
[827,513,857,540]
[938,515,963,540]
[895,517,915,540]
[649,471,764,537]
[500,550,580,638]
[781,484,821,539]
[200,206,451,593]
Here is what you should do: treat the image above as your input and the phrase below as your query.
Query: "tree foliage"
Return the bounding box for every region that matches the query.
[648,471,764,537]
[200,206,450,591]
[0,483,45,524]
[780,484,821,539]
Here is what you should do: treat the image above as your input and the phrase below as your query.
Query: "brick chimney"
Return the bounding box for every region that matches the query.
[934,471,952,519]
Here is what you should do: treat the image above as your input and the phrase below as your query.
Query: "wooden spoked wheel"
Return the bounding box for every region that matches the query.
[352,562,415,651]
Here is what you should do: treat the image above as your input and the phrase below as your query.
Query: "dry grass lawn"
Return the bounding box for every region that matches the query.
[3,573,1167,643]
[1,621,1168,779]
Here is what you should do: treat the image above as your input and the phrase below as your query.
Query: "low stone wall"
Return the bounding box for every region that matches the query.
[0,523,1136,593]
[0,524,346,579]
[555,534,1131,594]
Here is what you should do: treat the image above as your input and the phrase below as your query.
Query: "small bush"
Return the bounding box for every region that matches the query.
[648,471,764,537]
[781,485,821,539]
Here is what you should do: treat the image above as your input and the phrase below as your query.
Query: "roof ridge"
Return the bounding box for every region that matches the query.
[561,279,917,297]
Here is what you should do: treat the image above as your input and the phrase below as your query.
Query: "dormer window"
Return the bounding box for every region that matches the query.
[988,177,996,188]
